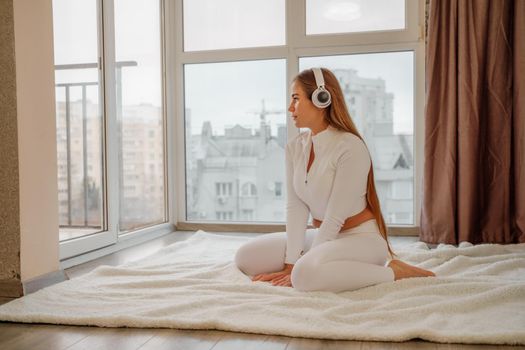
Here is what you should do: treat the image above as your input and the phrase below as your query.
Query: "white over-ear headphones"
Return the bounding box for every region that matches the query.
[311,67,332,108]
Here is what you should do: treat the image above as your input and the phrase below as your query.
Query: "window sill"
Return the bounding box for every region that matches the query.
[176,221,418,236]
[60,223,175,269]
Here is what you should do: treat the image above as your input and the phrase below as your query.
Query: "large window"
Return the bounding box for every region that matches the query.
[53,0,167,257]
[300,52,415,224]
[183,0,285,51]
[175,0,423,228]
[184,60,287,222]
[306,0,406,35]
[115,0,166,232]
[53,0,104,241]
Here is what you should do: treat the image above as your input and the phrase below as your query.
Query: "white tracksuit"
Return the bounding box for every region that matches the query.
[235,125,394,292]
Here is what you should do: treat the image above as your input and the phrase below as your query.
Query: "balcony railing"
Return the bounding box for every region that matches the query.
[56,61,136,235]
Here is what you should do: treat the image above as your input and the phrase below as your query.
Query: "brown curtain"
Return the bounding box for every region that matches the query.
[421,0,525,244]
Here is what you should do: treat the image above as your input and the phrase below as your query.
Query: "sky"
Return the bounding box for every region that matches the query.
[53,0,413,135]
[53,0,162,108]
[184,51,413,137]
[300,52,414,134]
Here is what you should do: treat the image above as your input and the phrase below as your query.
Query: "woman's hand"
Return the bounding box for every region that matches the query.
[252,264,294,287]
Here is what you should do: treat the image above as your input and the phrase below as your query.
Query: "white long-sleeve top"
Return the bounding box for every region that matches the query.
[285,125,371,264]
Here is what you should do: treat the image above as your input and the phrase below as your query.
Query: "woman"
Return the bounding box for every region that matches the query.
[235,67,435,292]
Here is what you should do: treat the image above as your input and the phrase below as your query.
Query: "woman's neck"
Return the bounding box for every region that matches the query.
[310,123,329,136]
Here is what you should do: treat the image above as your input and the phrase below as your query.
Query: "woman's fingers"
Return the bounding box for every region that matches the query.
[271,275,288,284]
[252,273,268,281]
[251,269,292,287]
[252,275,263,281]
[273,275,292,287]
[271,274,291,286]
[252,272,281,282]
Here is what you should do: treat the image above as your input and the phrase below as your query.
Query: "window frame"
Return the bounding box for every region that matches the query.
[168,0,424,234]
[59,0,171,260]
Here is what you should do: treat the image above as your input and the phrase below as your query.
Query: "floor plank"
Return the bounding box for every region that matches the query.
[63,327,155,350]
[0,323,32,345]
[138,329,223,350]
[0,323,89,350]
[210,331,288,350]
[286,337,329,350]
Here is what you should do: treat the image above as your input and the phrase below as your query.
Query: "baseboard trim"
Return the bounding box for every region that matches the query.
[176,222,419,236]
[389,226,420,236]
[0,270,70,298]
[23,270,69,295]
[60,227,173,270]
[176,222,287,233]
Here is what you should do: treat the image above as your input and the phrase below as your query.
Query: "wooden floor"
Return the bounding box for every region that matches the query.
[0,231,523,350]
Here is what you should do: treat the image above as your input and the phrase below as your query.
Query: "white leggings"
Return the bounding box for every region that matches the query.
[235,220,394,292]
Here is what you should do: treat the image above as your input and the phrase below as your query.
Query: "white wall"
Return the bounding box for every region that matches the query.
[13,0,60,281]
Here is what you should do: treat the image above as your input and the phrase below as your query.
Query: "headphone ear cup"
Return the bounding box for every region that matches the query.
[312,87,332,108]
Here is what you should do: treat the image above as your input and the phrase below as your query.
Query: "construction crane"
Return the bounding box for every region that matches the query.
[249,99,285,144]
[250,99,284,122]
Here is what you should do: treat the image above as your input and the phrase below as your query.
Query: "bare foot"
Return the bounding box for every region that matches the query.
[387,259,435,281]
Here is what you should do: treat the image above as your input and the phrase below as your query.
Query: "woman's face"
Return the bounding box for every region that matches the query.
[288,81,324,130]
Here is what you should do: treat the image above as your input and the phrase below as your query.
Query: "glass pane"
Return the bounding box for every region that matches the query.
[306,0,405,35]
[115,0,166,232]
[183,0,285,52]
[300,52,414,225]
[185,60,286,222]
[52,0,105,241]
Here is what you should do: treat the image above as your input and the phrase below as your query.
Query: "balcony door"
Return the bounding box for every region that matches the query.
[53,0,114,258]
[53,0,167,259]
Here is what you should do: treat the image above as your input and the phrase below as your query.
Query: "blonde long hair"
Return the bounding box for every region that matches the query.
[294,67,395,257]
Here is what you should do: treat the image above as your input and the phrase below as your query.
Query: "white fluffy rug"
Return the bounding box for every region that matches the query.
[1,231,524,345]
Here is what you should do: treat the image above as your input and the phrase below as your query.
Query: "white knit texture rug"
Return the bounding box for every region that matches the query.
[1,231,524,345]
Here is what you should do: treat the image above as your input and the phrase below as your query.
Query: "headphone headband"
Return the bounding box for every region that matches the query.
[312,68,326,89]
